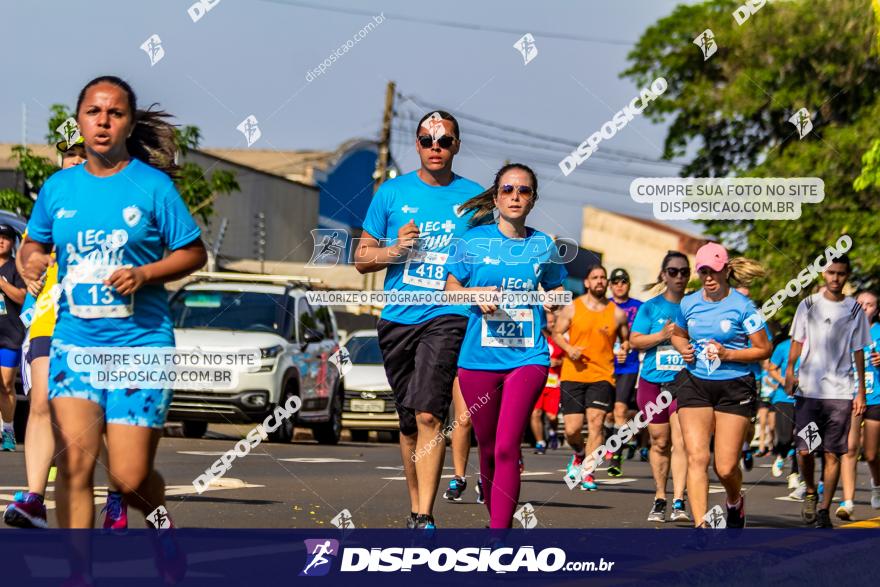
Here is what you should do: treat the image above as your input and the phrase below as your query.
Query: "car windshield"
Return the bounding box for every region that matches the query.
[171,289,285,334]
[346,335,382,364]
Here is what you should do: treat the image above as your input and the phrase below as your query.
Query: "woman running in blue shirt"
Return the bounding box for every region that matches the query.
[446,163,566,528]
[19,76,207,529]
[670,243,771,528]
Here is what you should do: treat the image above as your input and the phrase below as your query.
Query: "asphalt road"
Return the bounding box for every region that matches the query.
[0,425,877,530]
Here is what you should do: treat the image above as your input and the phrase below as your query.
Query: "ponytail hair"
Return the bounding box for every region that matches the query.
[644,250,689,292]
[459,163,538,226]
[727,257,765,287]
[76,75,179,177]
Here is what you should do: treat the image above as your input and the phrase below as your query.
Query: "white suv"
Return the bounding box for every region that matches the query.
[167,272,343,444]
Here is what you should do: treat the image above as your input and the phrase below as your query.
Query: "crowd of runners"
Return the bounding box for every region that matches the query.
[0,81,876,537]
[356,108,880,530]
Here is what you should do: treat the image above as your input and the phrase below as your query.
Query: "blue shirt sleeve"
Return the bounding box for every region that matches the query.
[446,240,471,285]
[674,306,687,331]
[770,342,786,368]
[741,298,765,335]
[540,241,567,290]
[156,183,201,250]
[631,301,652,335]
[26,183,55,244]
[362,185,390,240]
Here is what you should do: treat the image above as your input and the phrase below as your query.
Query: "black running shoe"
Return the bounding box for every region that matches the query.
[406,513,417,529]
[726,494,746,528]
[815,508,833,529]
[607,453,623,477]
[742,450,754,472]
[647,498,667,522]
[626,444,637,460]
[802,493,819,525]
[415,514,436,529]
[443,477,467,502]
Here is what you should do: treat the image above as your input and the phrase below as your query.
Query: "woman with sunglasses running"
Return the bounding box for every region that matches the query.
[445,163,566,529]
[670,243,771,528]
[19,76,206,535]
[629,251,690,523]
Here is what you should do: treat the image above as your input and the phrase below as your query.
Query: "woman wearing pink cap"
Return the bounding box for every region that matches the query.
[669,243,772,528]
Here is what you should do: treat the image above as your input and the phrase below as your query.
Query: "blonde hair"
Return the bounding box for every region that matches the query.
[727,257,765,287]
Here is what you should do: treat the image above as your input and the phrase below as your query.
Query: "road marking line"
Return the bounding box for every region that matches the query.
[381,472,555,481]
[178,451,272,457]
[279,458,365,463]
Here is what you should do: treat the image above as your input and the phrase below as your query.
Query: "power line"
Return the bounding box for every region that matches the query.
[258,0,634,46]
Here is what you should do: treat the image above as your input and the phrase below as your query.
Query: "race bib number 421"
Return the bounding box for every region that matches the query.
[402,250,448,290]
[481,308,534,348]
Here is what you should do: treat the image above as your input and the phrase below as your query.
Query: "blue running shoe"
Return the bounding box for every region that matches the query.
[443,477,467,502]
[1,430,15,452]
[580,474,598,491]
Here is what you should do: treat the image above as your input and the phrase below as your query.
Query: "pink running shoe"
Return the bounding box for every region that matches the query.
[101,491,128,530]
[4,492,48,529]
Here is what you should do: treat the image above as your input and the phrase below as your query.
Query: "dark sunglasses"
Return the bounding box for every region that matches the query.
[418,135,455,149]
[664,267,691,278]
[499,184,534,197]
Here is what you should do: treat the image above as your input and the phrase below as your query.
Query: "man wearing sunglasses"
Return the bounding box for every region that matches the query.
[607,268,644,477]
[356,111,483,530]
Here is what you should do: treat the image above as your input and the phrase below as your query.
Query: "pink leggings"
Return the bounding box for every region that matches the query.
[458,365,548,528]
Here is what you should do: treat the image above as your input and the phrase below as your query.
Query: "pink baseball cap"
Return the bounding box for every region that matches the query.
[695,242,728,272]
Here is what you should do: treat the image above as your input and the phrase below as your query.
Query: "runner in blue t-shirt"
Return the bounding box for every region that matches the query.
[629,251,690,523]
[19,77,206,535]
[856,291,880,511]
[445,163,566,529]
[355,111,483,530]
[670,243,771,528]
[767,337,802,497]
[607,268,643,476]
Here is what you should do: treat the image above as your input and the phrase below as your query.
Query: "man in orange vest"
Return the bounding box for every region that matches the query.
[553,265,629,491]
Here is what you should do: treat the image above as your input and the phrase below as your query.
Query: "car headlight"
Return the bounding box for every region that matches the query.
[261,345,284,360]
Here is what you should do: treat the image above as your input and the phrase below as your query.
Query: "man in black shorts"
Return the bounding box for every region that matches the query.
[356,111,483,529]
[785,255,871,528]
[608,268,642,475]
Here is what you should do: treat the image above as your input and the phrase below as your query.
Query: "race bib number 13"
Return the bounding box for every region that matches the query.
[66,283,133,319]
[481,308,534,348]
[402,250,448,290]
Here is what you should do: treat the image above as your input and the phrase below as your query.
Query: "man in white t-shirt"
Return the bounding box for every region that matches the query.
[785,255,870,528]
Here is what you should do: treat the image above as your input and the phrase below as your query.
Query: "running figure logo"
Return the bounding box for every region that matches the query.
[300,539,339,577]
[329,346,353,377]
[514,503,538,529]
[693,29,717,60]
[421,112,447,142]
[330,508,355,529]
[146,505,172,529]
[788,108,813,139]
[140,34,165,66]
[56,117,81,148]
[798,421,822,453]
[513,33,538,65]
[695,340,721,375]
[306,229,348,267]
[237,115,262,147]
[703,504,727,529]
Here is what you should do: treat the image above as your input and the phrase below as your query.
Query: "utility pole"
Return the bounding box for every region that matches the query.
[373,81,395,193]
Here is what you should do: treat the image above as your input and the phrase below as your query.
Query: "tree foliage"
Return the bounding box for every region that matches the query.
[623,0,880,324]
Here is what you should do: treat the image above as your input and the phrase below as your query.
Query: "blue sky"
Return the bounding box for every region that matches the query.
[1,0,698,241]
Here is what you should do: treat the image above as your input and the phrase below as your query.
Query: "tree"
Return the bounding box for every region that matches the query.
[623,0,880,323]
[2,104,238,224]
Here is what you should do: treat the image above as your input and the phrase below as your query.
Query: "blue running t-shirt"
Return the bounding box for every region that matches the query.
[769,338,798,405]
[857,322,880,406]
[362,171,483,325]
[27,158,201,347]
[447,224,567,371]
[613,297,643,375]
[631,294,684,384]
[674,289,765,381]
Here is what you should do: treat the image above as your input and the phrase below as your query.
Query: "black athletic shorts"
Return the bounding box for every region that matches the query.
[561,380,615,415]
[27,336,52,361]
[865,405,880,422]
[794,397,852,455]
[377,315,467,436]
[614,372,638,409]
[670,369,758,419]
[772,402,796,447]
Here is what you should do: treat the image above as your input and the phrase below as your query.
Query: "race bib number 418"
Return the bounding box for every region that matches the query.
[402,250,448,290]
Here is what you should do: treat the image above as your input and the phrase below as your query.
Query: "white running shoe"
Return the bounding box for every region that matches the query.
[789,482,806,501]
[787,473,800,489]
[771,457,784,478]
[871,483,880,509]
[835,500,854,521]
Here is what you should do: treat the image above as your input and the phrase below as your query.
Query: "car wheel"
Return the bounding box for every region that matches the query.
[313,386,342,445]
[349,430,369,442]
[377,431,397,443]
[182,421,208,439]
[268,382,297,444]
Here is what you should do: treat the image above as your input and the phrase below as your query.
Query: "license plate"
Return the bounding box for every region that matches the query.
[350,399,385,413]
